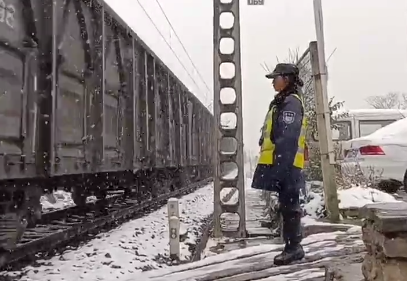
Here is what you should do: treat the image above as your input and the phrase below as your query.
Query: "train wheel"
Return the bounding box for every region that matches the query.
[123,186,133,198]
[0,212,27,251]
[0,191,28,251]
[26,187,42,228]
[95,190,107,201]
[72,187,87,207]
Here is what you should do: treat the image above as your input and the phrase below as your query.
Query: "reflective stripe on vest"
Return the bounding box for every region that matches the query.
[258,94,307,169]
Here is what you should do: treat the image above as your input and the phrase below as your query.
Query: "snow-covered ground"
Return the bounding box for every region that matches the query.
[121,179,367,281]
[3,182,234,281]
[338,186,399,208]
[133,225,363,281]
[7,169,401,280]
[303,181,401,219]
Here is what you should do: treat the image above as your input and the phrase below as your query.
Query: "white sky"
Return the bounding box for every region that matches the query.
[105,0,407,152]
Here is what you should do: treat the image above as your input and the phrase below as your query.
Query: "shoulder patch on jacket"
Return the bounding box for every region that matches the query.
[282,111,296,124]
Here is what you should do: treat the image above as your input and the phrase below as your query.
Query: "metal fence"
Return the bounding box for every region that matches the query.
[296,48,315,114]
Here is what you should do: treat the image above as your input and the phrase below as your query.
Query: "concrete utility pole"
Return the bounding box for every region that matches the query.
[213,0,246,238]
[311,0,340,222]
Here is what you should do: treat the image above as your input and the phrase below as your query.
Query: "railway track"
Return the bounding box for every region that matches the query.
[0,178,212,269]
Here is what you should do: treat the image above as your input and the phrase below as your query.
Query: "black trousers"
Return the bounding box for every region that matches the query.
[251,164,304,245]
[278,168,304,246]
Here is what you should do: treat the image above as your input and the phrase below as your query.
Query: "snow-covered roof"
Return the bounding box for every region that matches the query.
[333,108,407,119]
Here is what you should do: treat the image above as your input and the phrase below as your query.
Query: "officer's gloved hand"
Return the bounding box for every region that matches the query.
[258,136,264,146]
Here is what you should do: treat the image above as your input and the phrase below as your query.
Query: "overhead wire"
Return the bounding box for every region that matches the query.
[135,0,211,107]
[154,0,212,106]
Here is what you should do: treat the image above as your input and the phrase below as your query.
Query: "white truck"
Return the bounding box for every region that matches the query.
[309,109,407,162]
[332,109,407,160]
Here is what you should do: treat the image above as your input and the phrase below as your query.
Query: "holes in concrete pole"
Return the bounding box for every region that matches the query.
[220,161,238,180]
[220,112,237,129]
[219,37,234,55]
[220,136,237,155]
[220,12,234,30]
[220,62,235,79]
[220,212,240,232]
[221,187,238,204]
[220,87,236,105]
[220,0,233,4]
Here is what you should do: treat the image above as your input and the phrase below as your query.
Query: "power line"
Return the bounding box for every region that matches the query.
[154,0,212,105]
[135,0,210,106]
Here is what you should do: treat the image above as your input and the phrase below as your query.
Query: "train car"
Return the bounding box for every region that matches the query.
[0,0,214,251]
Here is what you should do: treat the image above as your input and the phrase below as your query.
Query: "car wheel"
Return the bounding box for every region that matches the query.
[378,180,401,194]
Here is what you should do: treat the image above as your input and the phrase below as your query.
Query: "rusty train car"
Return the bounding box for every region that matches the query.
[0,0,215,250]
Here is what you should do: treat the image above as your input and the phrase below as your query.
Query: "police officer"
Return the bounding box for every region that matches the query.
[252,63,306,266]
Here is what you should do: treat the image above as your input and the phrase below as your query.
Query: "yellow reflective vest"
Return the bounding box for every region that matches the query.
[258,94,307,169]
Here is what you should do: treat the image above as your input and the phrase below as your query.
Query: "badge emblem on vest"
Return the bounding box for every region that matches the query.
[282,111,296,124]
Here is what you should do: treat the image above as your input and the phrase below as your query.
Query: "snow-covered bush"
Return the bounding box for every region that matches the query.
[302,181,326,219]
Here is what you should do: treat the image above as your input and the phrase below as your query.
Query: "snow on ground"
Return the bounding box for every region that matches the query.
[3,182,234,281]
[303,182,400,218]
[127,225,363,281]
[338,186,399,208]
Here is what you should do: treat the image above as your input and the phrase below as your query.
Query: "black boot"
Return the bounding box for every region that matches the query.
[274,243,304,266]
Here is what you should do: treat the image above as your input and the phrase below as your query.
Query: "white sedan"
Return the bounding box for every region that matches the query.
[341,117,407,192]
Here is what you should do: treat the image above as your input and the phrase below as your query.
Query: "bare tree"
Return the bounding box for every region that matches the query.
[366,92,407,109]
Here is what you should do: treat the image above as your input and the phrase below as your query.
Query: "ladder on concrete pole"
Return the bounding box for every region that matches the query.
[213,0,246,238]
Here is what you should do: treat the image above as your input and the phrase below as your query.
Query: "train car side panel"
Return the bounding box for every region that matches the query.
[180,89,187,167]
[120,32,134,171]
[132,42,144,170]
[80,0,104,173]
[160,67,171,166]
[146,54,156,167]
[52,0,96,176]
[163,71,171,166]
[166,72,175,167]
[102,14,123,171]
[197,106,203,167]
[0,0,37,179]
[0,0,49,250]
[188,96,194,168]
[111,25,132,172]
[202,110,207,166]
[136,47,148,167]
[154,64,164,168]
[192,99,199,166]
[172,82,181,168]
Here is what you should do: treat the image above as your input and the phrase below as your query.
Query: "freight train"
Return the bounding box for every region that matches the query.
[0,0,224,251]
